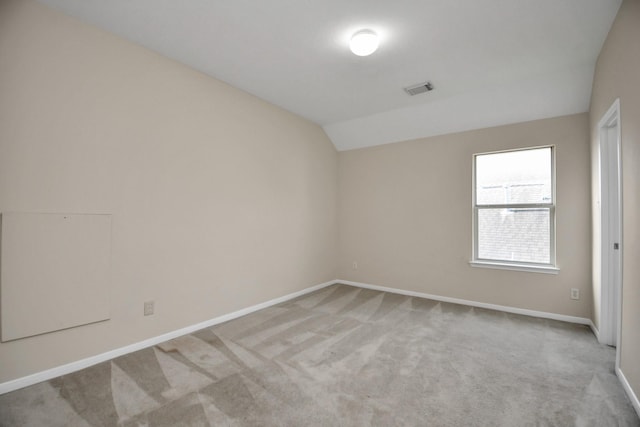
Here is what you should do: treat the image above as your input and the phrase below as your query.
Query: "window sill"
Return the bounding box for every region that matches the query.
[469,260,559,275]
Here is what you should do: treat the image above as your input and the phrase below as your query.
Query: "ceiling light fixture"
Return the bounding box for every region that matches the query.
[349,29,379,56]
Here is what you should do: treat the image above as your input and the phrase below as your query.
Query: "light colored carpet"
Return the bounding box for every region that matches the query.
[1,283,638,426]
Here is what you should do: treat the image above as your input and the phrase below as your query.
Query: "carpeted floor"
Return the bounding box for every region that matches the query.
[1,283,638,426]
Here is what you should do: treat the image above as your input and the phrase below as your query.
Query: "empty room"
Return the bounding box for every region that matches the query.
[1,0,639,425]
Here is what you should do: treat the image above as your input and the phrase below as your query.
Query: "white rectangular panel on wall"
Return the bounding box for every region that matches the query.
[1,213,111,342]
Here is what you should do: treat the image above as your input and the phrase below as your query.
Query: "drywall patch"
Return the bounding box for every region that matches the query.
[0,212,112,342]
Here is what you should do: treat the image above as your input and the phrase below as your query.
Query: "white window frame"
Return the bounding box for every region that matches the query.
[470,146,559,274]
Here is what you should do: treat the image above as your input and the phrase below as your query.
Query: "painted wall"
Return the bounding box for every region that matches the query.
[589,0,640,406]
[0,0,337,383]
[338,114,592,318]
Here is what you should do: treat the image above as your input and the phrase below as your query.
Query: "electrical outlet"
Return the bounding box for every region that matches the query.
[144,300,155,316]
[352,261,358,270]
[570,288,580,300]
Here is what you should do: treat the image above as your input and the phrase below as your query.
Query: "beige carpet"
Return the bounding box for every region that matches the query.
[1,283,638,426]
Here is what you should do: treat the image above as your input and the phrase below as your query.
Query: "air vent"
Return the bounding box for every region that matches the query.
[404,81,434,96]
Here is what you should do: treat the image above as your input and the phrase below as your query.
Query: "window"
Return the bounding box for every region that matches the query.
[472,146,557,272]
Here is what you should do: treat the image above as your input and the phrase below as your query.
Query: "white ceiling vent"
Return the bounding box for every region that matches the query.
[404,81,434,96]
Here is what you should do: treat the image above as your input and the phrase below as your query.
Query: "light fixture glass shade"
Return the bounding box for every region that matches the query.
[349,30,379,56]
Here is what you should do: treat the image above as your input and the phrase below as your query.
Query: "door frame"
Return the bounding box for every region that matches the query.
[598,98,622,364]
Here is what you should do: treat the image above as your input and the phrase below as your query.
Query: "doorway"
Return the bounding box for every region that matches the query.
[598,98,622,353]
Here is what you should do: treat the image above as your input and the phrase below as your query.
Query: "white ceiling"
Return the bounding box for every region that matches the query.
[37,0,621,151]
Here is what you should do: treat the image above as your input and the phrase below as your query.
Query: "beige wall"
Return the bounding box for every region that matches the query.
[0,0,337,383]
[338,114,592,318]
[589,0,640,405]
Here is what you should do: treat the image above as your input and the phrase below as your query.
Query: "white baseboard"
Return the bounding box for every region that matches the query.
[589,320,600,340]
[617,367,640,419]
[0,278,600,396]
[338,280,593,325]
[0,279,338,395]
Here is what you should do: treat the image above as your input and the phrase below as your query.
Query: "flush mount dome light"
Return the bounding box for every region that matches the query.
[349,29,379,56]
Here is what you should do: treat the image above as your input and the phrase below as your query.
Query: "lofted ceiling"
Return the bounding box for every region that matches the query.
[37,0,621,151]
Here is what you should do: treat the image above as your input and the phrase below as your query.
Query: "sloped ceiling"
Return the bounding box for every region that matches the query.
[38,0,621,150]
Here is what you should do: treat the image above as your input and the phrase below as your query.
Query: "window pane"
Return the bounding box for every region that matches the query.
[476,147,552,205]
[477,208,550,264]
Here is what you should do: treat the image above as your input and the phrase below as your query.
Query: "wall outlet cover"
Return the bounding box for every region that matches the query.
[570,288,580,300]
[144,301,155,316]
